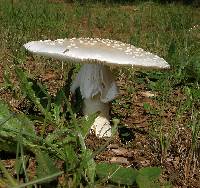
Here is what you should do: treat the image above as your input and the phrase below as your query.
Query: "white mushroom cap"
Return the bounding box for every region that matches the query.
[24,38,170,69]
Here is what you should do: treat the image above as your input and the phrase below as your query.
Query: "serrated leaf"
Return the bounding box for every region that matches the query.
[45,127,69,143]
[83,150,96,184]
[15,67,49,118]
[0,100,36,138]
[52,89,66,124]
[15,67,41,105]
[52,67,74,124]
[96,163,138,185]
[86,157,96,184]
[54,88,66,106]
[27,77,51,110]
[64,144,79,170]
[35,150,59,181]
[0,100,37,152]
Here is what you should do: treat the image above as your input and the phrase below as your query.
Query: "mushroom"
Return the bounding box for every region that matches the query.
[24,38,170,138]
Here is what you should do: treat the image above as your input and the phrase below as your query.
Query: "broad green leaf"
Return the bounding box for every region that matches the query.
[136,174,160,188]
[79,113,97,138]
[96,163,138,185]
[139,167,162,181]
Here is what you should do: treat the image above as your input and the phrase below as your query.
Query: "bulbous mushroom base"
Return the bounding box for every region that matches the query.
[83,97,111,138]
[91,116,111,138]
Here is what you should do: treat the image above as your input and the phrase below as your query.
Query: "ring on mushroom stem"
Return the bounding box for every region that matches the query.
[24,38,170,138]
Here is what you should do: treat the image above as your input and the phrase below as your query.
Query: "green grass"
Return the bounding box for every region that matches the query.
[0,0,199,187]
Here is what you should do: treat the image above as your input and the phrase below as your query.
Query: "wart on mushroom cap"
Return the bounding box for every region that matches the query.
[24,38,170,138]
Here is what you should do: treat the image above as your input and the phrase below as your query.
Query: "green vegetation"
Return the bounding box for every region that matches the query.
[0,0,199,187]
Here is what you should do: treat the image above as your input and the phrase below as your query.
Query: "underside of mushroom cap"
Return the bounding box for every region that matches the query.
[24,38,170,69]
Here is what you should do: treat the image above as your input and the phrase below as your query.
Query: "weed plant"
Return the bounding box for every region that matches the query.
[0,0,199,187]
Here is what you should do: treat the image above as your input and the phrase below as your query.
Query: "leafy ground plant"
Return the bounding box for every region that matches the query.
[0,0,199,187]
[0,63,97,187]
[1,68,163,187]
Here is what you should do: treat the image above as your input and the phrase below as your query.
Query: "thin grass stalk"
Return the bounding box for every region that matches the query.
[12,171,64,188]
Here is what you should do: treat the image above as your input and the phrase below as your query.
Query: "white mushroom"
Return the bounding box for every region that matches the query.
[24,38,170,138]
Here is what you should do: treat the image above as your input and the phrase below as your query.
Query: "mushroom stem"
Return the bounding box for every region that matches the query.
[71,64,118,137]
[83,96,111,137]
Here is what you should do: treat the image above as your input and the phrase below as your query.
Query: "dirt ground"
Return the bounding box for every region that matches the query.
[0,55,199,187]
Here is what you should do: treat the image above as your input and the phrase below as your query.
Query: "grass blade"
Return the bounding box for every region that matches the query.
[12,171,64,188]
